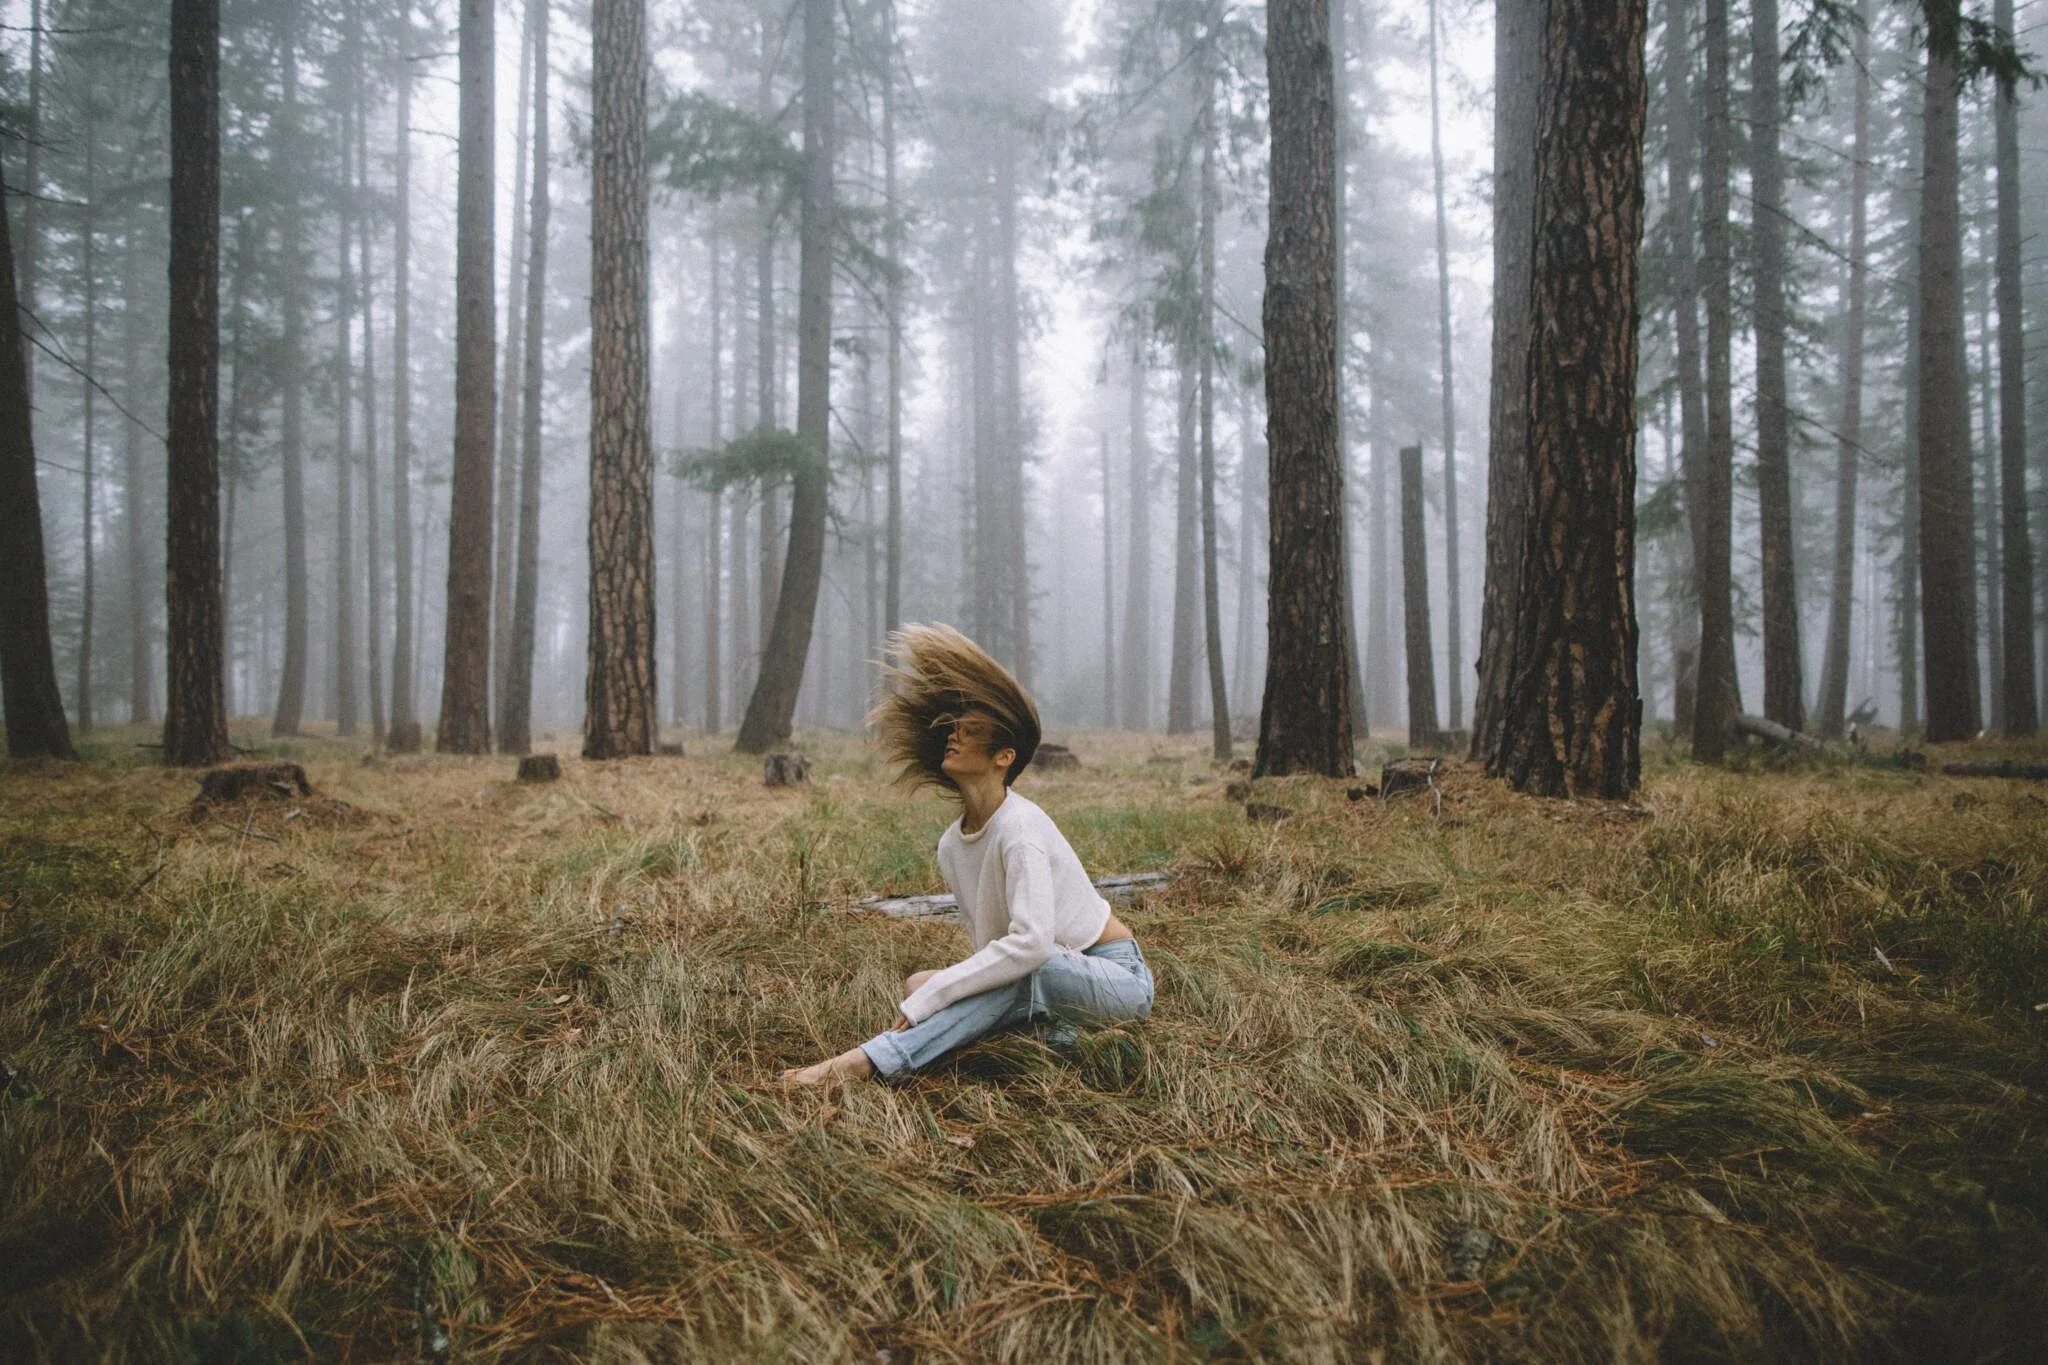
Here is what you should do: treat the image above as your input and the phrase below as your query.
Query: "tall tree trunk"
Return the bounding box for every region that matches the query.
[1916,0,1978,743]
[1232,380,1262,705]
[1400,443,1441,748]
[163,0,229,767]
[585,0,657,759]
[502,0,550,757]
[1471,0,1542,761]
[1976,269,2002,731]
[1815,0,1869,739]
[1101,430,1116,726]
[78,139,97,733]
[1197,36,1231,762]
[271,0,308,737]
[881,0,903,639]
[355,12,384,744]
[437,0,496,753]
[0,156,75,758]
[1255,0,1353,778]
[703,226,722,732]
[1660,0,1705,737]
[1121,342,1153,729]
[1168,326,1199,733]
[221,213,252,716]
[122,216,152,724]
[333,114,359,738]
[1897,76,1924,732]
[1992,0,2035,733]
[21,0,40,397]
[1690,0,1740,758]
[1750,0,1802,729]
[493,9,533,722]
[997,139,1031,683]
[388,0,418,749]
[669,243,690,728]
[736,0,832,753]
[1427,0,1462,732]
[729,230,753,707]
[1488,0,1645,798]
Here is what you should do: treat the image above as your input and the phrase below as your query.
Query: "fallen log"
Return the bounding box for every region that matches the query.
[1735,714,1824,750]
[1939,761,2048,781]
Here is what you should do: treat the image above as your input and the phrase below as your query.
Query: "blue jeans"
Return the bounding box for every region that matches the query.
[858,938,1154,1079]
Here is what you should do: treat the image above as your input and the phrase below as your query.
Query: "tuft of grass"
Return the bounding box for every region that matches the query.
[1,728,2043,1358]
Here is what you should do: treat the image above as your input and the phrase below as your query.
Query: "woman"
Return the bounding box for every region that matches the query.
[780,624,1155,1086]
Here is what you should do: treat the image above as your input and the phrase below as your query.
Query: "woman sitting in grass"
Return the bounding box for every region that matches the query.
[780,624,1155,1086]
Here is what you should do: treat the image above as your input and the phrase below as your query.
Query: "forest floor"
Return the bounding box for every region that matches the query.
[2,722,2044,1361]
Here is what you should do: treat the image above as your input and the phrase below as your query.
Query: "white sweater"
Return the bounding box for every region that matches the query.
[897,789,1113,1024]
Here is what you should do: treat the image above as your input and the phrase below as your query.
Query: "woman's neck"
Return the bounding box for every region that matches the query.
[958,779,1009,835]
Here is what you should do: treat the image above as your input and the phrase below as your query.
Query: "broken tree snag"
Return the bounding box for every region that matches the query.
[194,762,313,805]
[1939,761,2048,780]
[517,755,561,782]
[1735,713,1824,750]
[1034,742,1080,771]
[763,753,811,786]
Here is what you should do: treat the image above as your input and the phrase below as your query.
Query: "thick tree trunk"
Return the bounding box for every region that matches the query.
[1690,0,1740,758]
[502,0,549,757]
[1488,0,1645,799]
[388,0,418,748]
[1255,0,1353,779]
[1122,342,1153,730]
[162,0,229,767]
[1427,0,1462,732]
[271,2,308,737]
[735,0,832,753]
[1750,0,1802,730]
[493,7,533,720]
[1993,0,2036,735]
[437,0,496,753]
[1471,0,1542,762]
[0,156,76,759]
[1660,0,1704,736]
[1916,0,1979,743]
[1400,444,1441,748]
[584,0,658,759]
[1815,1,1870,739]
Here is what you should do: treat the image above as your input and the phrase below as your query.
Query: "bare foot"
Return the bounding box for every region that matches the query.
[777,1047,876,1087]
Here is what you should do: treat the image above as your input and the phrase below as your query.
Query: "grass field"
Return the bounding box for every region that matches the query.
[2,724,2044,1360]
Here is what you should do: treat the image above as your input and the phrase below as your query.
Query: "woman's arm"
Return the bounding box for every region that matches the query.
[897,842,1057,1023]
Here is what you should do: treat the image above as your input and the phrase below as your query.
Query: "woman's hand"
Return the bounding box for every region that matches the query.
[890,1012,912,1031]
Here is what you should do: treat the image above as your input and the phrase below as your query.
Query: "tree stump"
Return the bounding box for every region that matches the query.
[1034,743,1079,771]
[194,762,313,806]
[517,755,561,783]
[764,753,811,786]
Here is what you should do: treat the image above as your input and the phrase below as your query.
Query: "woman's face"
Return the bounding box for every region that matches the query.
[941,711,1014,783]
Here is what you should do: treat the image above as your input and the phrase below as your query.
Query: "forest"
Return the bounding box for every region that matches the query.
[1,0,2044,1357]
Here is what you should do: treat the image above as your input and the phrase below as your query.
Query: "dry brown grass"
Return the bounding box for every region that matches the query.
[1,722,2044,1360]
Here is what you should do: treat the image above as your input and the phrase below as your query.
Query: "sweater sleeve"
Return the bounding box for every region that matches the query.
[898,840,1057,1024]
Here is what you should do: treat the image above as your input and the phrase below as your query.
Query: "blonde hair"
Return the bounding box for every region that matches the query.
[866,623,1041,793]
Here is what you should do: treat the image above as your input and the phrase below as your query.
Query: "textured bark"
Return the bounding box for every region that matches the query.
[1255,0,1353,779]
[1471,0,1541,763]
[388,0,418,748]
[1916,0,1979,743]
[1487,0,1645,799]
[1815,0,1870,740]
[1749,0,1801,730]
[162,0,229,767]
[1197,42,1230,763]
[1428,0,1462,732]
[502,0,550,758]
[735,0,831,753]
[1121,343,1153,729]
[1399,444,1440,748]
[1993,0,2036,735]
[493,7,533,721]
[1660,0,1704,734]
[436,0,496,753]
[584,0,658,759]
[271,0,308,737]
[0,157,75,759]
[1690,0,1739,759]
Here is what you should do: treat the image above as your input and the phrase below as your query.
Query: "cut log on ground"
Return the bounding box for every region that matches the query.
[517,755,561,782]
[1735,714,1824,749]
[193,763,313,805]
[1939,761,2048,780]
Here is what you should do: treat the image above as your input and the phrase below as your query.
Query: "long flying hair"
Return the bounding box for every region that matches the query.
[867,624,1041,793]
